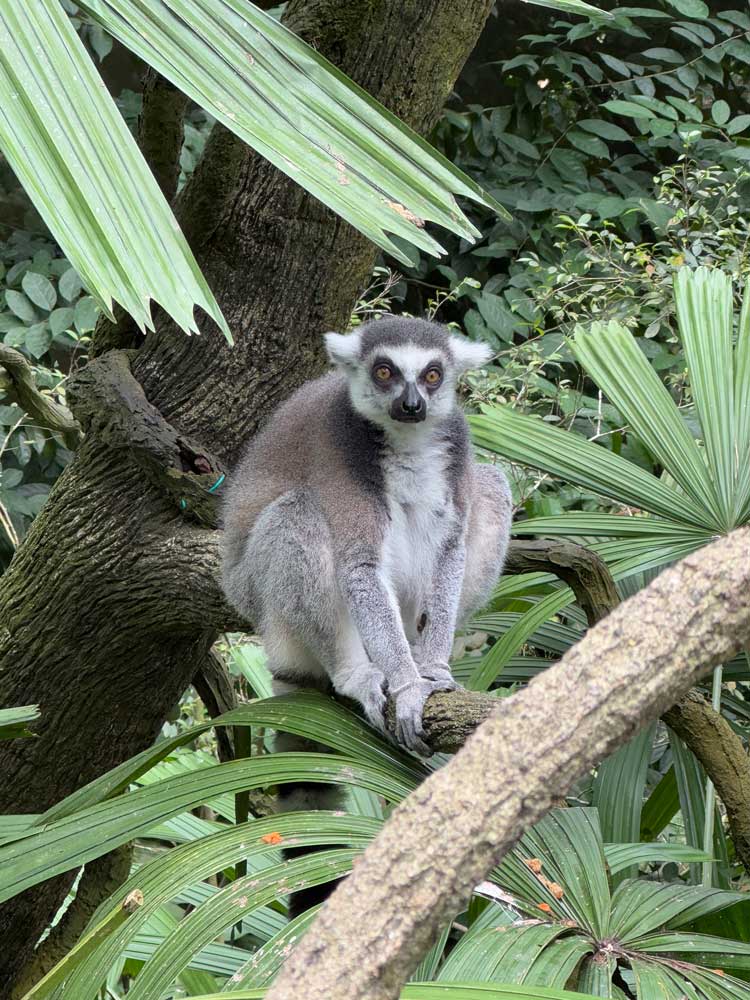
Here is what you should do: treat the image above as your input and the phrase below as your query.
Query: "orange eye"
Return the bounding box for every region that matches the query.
[424,367,442,386]
[374,365,392,382]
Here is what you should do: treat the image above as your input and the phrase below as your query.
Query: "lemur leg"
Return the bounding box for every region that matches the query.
[459,464,512,625]
[246,489,387,730]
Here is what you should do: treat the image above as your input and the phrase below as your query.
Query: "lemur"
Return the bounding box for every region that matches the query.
[221,316,511,914]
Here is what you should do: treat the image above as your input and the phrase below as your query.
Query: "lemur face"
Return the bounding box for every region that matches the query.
[325,317,493,433]
[360,343,453,426]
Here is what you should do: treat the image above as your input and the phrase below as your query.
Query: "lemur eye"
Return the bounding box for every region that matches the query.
[424,367,442,386]
[373,365,393,382]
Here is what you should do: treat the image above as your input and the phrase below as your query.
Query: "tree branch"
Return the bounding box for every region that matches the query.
[0,346,81,450]
[267,527,750,1000]
[664,690,750,871]
[67,351,226,526]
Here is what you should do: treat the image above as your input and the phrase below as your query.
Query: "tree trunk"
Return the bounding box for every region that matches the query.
[0,0,494,988]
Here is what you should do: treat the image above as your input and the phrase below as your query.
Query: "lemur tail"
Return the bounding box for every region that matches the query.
[275,730,347,919]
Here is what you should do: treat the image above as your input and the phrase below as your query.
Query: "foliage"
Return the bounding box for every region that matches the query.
[0,0,508,340]
[4,694,750,999]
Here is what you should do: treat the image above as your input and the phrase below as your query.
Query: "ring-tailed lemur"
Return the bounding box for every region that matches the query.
[221,316,511,914]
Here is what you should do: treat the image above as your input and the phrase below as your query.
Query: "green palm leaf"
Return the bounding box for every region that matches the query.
[470,407,712,529]
[436,924,576,984]
[0,754,405,903]
[611,881,746,943]
[77,0,505,265]
[573,322,722,524]
[0,0,229,339]
[0,704,39,741]
[222,907,320,991]
[39,691,425,825]
[673,268,736,528]
[603,843,712,875]
[494,809,611,939]
[63,812,378,996]
[125,850,358,1000]
[592,726,656,882]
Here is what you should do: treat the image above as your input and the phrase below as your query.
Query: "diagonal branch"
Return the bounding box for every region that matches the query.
[267,527,750,1000]
[0,345,81,450]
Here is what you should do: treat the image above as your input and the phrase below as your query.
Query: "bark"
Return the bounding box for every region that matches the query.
[664,690,750,873]
[0,0,494,987]
[266,527,750,1000]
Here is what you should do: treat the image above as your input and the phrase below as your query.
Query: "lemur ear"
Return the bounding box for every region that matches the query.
[450,336,494,371]
[324,330,362,369]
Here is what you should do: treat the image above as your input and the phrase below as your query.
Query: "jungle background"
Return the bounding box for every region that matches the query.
[1,1,750,998]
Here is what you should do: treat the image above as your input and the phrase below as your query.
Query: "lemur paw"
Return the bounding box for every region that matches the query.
[417,660,460,690]
[335,666,388,733]
[390,678,444,757]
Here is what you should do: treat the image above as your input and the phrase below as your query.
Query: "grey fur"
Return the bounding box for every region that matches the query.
[221,317,511,755]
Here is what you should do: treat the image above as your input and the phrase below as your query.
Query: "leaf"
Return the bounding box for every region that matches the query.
[599,53,631,76]
[0,752,411,903]
[20,890,143,1000]
[640,766,679,839]
[642,48,683,63]
[0,705,40,741]
[4,290,36,324]
[573,321,725,529]
[711,100,731,126]
[604,842,713,875]
[0,2,230,340]
[38,691,425,825]
[436,922,571,983]
[592,725,655,881]
[21,272,56,311]
[469,407,713,529]
[124,850,358,1000]
[73,296,99,334]
[611,881,745,942]
[494,809,611,939]
[64,813,375,993]
[520,0,611,17]
[602,100,658,120]
[673,268,736,529]
[567,130,609,158]
[223,907,321,989]
[48,307,75,338]
[57,268,82,302]
[24,323,53,359]
[727,115,750,135]
[578,119,631,141]
[663,0,709,15]
[75,0,506,270]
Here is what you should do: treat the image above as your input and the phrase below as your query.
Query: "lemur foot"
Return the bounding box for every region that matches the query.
[334,665,388,733]
[417,660,460,690]
[389,677,452,756]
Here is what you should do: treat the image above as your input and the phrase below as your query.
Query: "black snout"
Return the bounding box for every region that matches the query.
[391,382,426,423]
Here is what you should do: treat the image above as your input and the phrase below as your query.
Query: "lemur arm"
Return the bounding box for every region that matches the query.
[413,531,465,687]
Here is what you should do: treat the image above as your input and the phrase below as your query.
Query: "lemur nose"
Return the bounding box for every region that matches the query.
[402,395,424,415]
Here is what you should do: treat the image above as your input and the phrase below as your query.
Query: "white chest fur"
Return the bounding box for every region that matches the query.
[380,430,456,631]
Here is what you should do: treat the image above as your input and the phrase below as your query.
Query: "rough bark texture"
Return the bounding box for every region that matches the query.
[0,0,494,987]
[266,527,750,1000]
[664,690,750,872]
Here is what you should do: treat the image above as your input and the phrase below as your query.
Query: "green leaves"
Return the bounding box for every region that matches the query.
[0,705,39,741]
[76,0,504,267]
[0,1,230,340]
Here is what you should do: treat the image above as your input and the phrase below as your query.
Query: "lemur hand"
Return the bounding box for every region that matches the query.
[389,676,450,756]
[417,660,460,690]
